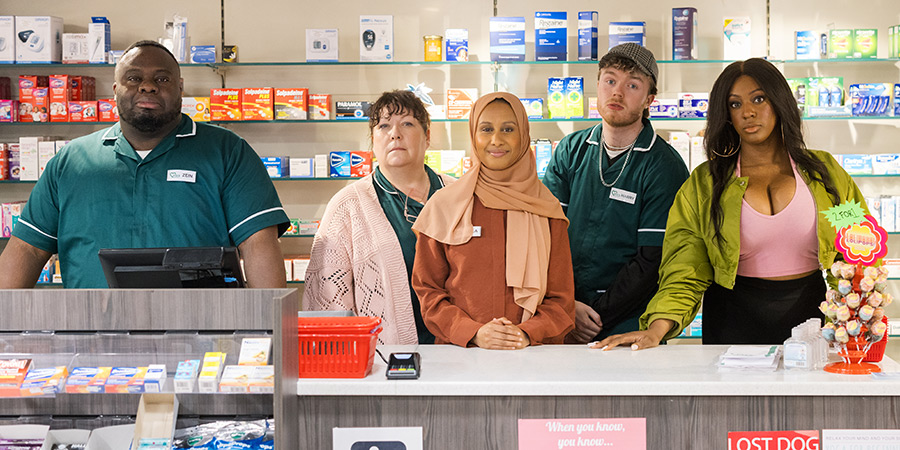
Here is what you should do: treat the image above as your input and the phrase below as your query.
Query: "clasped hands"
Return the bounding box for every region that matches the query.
[471,317,530,350]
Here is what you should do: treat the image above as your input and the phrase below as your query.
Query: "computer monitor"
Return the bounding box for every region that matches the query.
[98,247,245,288]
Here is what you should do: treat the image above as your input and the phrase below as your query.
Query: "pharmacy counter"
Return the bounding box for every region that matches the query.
[282,345,900,450]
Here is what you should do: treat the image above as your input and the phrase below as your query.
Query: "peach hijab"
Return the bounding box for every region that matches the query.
[412,91,567,320]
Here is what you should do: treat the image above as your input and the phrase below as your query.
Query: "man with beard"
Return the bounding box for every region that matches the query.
[0,41,289,288]
[542,43,689,343]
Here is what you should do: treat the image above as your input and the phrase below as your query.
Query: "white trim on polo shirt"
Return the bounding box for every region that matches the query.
[637,228,665,233]
[16,219,58,240]
[229,207,286,234]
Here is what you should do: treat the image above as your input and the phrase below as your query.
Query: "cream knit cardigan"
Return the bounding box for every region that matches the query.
[303,174,454,345]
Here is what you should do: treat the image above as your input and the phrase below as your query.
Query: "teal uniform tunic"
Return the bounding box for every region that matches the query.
[14,114,290,288]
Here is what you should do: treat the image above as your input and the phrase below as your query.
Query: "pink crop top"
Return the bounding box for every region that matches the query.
[736,158,820,277]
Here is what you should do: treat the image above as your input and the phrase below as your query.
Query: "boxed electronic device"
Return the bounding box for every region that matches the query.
[15,16,63,63]
[189,45,215,63]
[306,29,338,62]
[275,88,308,120]
[359,15,393,61]
[489,17,525,61]
[62,33,90,64]
[0,16,13,64]
[520,98,543,119]
[447,88,477,120]
[88,17,110,64]
[335,101,371,120]
[672,7,698,60]
[309,93,331,120]
[609,22,645,48]
[210,88,242,121]
[241,88,274,121]
[445,28,468,62]
[577,12,598,61]
[181,97,209,122]
[535,12,567,61]
[723,17,751,60]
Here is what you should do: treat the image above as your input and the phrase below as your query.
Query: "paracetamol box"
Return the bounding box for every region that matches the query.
[174,359,200,393]
[290,158,313,178]
[181,97,209,122]
[609,22,646,48]
[15,16,63,63]
[306,29,338,62]
[678,92,709,118]
[104,366,146,393]
[872,154,900,175]
[261,156,289,178]
[650,99,679,118]
[447,88,477,120]
[853,29,877,58]
[309,94,331,120]
[0,17,14,63]
[520,98,543,119]
[565,77,584,118]
[242,88,274,121]
[489,17,525,61]
[795,31,821,60]
[65,366,111,394]
[359,15,393,61]
[350,151,372,177]
[723,17,751,60]
[672,8,698,60]
[535,12,566,61]
[68,101,97,122]
[841,154,872,174]
[534,139,552,178]
[336,101,371,120]
[210,88,241,121]
[445,28,468,62]
[547,77,566,119]
[828,29,853,59]
[190,45,216,63]
[329,151,351,177]
[274,88,308,120]
[578,12,598,61]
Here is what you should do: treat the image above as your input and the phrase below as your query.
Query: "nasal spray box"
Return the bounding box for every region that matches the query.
[609,22,646,48]
[88,17,110,64]
[723,17,751,60]
[535,12,567,61]
[445,28,468,61]
[672,7,698,60]
[359,15,393,61]
[0,16,13,64]
[578,12,598,61]
[490,17,525,61]
[306,29,338,62]
[15,16,63,63]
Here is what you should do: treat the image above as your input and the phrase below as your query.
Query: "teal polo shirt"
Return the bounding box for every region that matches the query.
[542,118,690,303]
[14,114,290,288]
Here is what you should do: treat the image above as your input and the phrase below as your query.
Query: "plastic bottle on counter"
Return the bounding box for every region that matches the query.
[783,328,811,371]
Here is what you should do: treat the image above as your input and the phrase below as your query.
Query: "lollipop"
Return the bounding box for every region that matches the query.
[868,321,887,343]
[864,266,880,279]
[836,305,851,322]
[846,320,862,336]
[831,261,845,278]
[858,304,875,322]
[819,301,830,316]
[822,322,836,341]
[867,291,884,308]
[859,277,875,293]
[840,264,856,280]
[825,303,840,319]
[879,265,891,277]
[835,326,850,343]
[875,274,888,292]
[838,279,852,295]
[845,293,861,309]
[883,293,893,307]
[826,289,841,303]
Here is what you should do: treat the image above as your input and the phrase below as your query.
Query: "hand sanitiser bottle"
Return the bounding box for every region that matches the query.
[783,328,811,371]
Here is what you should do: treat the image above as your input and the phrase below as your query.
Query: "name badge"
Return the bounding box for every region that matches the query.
[609,187,636,204]
[472,226,482,237]
[167,169,197,183]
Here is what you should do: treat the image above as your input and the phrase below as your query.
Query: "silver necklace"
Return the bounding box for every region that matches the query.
[599,132,638,188]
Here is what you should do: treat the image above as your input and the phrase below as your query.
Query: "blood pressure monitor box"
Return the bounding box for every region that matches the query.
[306,29,338,62]
[0,16,14,64]
[359,15,393,61]
[15,16,63,63]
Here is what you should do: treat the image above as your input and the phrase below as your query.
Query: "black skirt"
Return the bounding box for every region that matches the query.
[702,272,826,345]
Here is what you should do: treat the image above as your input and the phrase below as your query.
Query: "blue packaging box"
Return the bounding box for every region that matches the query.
[261,157,290,178]
[445,28,468,62]
[795,31,819,60]
[609,22,646,49]
[190,45,216,63]
[672,7,698,60]
[329,151,351,177]
[894,84,900,116]
[578,12,598,61]
[841,154,873,175]
[520,98,543,119]
[535,12,567,61]
[849,83,892,116]
[490,17,525,62]
[534,139,552,178]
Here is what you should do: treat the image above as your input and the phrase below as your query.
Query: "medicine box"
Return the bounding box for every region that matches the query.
[38,141,54,177]
[650,99,679,118]
[439,150,465,177]
[667,132,690,170]
[181,97,209,122]
[547,77,566,119]
[329,151,351,177]
[219,365,254,393]
[238,338,272,366]
[534,139,552,178]
[359,15,393,61]
[672,8,698,60]
[609,22,646,49]
[104,367,147,393]
[853,29,877,58]
[292,257,310,281]
[210,89,242,121]
[894,84,900,117]
[350,151,372,177]
[19,366,67,397]
[0,358,31,396]
[849,83,892,117]
[841,154,872,175]
[565,77,584,118]
[588,97,600,119]
[190,45,216,63]
[424,150,441,173]
[445,28,468,62]
[723,17,751,60]
[0,17,13,64]
[62,33,90,64]
[68,101,97,122]
[795,31,821,60]
[535,12,567,61]
[88,17,110,64]
[306,29,339,62]
[489,17,525,62]
[290,157,314,178]
[261,156,289,178]
[248,365,275,393]
[65,366,110,394]
[15,16,63,63]
[197,352,226,394]
[828,29,853,59]
[872,154,900,175]
[18,136,40,181]
[447,88,477,120]
[98,98,118,122]
[143,364,166,393]
[577,12,598,61]
[678,93,709,118]
[49,74,70,122]
[241,88,274,121]
[315,154,328,178]
[275,88,308,120]
[336,101,371,120]
[173,360,200,393]
[0,100,18,123]
[309,94,332,120]
[520,98,543,119]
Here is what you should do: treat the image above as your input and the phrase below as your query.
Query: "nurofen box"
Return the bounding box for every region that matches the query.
[210,88,242,121]
[68,101,98,122]
[578,12,599,61]
[534,11,567,61]
[672,7,698,60]
[261,156,289,178]
[174,359,200,393]
[565,77,584,118]
[650,99,679,118]
[336,101,371,120]
[274,88,308,120]
[547,77,566,119]
[447,88,477,120]
[309,94,331,120]
[828,29,853,59]
[520,98,543,119]
[609,22,646,48]
[181,97,209,122]
[329,151,351,177]
[241,87,274,121]
[350,151,372,177]
[445,28,468,62]
[20,366,67,397]
[853,29,877,58]
[49,74,69,122]
[15,16,63,63]
[65,366,111,393]
[489,17,526,62]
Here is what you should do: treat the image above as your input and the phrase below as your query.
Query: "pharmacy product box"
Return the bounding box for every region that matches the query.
[424,150,441,173]
[98,98,118,122]
[65,366,111,394]
[565,77,584,118]
[219,365,254,393]
[38,141,54,177]
[314,154,328,178]
[895,84,900,117]
[867,196,881,225]
[439,150,465,177]
[68,101,98,122]
[841,154,872,175]
[62,33,90,64]
[19,86,49,123]
[0,358,31,396]
[104,366,146,393]
[306,29,338,62]
[309,93,331,120]
[359,15,393,61]
[0,144,7,180]
[15,16,63,63]
[667,132,691,169]
[290,157,314,178]
[292,257,310,281]
[535,12,567,61]
[609,22,646,48]
[872,154,900,175]
[197,352,226,394]
[40,429,90,450]
[534,139,552,178]
[142,364,166,393]
[173,359,199,393]
[1,202,24,237]
[723,17,751,60]
[131,394,178,450]
[210,88,242,121]
[447,88,477,120]
[489,17,525,61]
[577,12,598,61]
[547,77,566,119]
[294,220,319,235]
[0,17,13,63]
[828,29,853,59]
[18,136,40,181]
[445,28,468,61]
[274,88,308,120]
[241,88,274,121]
[88,17,110,64]
[795,31,822,60]
[350,151,372,177]
[330,151,351,177]
[882,196,896,232]
[48,74,70,122]
[690,136,706,169]
[678,92,709,118]
[180,97,208,122]
[248,365,275,393]
[520,98,543,119]
[649,99,679,118]
[853,29,877,58]
[261,156,289,178]
[672,7,698,60]
[587,97,601,119]
[238,337,272,366]
[8,146,21,182]
[0,100,18,123]
[336,101,371,120]
[189,45,215,63]
[849,83,892,116]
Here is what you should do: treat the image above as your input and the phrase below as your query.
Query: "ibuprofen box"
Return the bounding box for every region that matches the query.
[447,88,477,120]
[68,101,98,122]
[350,151,372,177]
[330,151,351,177]
[241,88,274,121]
[181,97,209,122]
[309,94,331,120]
[275,88,308,120]
[98,98,118,122]
[210,88,242,121]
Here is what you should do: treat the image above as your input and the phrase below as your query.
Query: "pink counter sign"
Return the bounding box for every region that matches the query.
[518,418,646,450]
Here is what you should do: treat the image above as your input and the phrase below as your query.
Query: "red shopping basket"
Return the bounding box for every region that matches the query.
[297,316,382,378]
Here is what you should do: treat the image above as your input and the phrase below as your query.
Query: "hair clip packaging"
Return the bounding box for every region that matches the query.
[359,15,393,61]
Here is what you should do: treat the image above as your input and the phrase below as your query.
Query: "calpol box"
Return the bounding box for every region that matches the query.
[489,17,525,61]
[447,88,477,120]
[535,12,567,61]
[578,12,599,61]
[309,94,332,120]
[210,88,242,121]
[241,88,274,121]
[49,74,70,122]
[19,75,49,122]
[68,101,98,122]
[350,151,372,177]
[180,97,209,122]
[672,7,698,60]
[98,98,118,122]
[274,88,308,120]
[609,22,646,48]
[330,151,351,177]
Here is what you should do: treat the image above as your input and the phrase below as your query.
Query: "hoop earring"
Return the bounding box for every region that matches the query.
[710,136,741,158]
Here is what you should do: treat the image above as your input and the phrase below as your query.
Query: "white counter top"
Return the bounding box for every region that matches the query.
[296,344,900,397]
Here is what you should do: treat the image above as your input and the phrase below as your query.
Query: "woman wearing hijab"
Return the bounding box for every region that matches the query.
[411,92,576,350]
